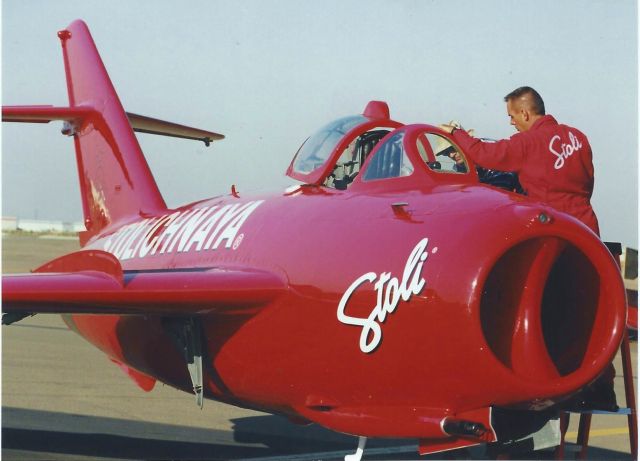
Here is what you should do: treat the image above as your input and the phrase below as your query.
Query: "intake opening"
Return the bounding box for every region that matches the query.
[480,237,599,380]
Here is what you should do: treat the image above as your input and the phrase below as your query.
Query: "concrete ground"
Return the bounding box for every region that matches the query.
[2,232,636,460]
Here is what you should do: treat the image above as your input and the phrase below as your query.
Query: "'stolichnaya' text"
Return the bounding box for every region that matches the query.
[337,238,432,353]
[102,200,263,260]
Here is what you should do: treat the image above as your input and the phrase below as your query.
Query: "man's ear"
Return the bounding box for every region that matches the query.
[522,108,531,121]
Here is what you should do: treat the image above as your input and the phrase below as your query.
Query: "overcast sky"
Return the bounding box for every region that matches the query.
[2,0,638,248]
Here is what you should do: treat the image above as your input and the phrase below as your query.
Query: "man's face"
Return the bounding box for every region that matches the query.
[506,100,529,132]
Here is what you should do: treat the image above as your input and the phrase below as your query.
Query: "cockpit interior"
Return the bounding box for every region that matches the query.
[286,101,521,194]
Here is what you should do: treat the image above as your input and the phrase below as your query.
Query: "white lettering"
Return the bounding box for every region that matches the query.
[337,273,379,353]
[176,207,218,252]
[157,209,202,254]
[121,219,152,260]
[213,200,265,249]
[138,213,177,257]
[204,204,244,250]
[549,132,582,170]
[337,238,431,353]
[107,223,133,258]
[100,201,263,260]
[183,205,227,252]
[129,218,157,257]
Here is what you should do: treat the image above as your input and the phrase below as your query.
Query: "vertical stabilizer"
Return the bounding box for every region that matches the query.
[59,20,166,243]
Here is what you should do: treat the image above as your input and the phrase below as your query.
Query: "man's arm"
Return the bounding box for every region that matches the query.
[442,126,525,172]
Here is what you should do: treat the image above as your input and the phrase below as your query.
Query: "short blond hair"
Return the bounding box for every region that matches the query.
[504,86,546,115]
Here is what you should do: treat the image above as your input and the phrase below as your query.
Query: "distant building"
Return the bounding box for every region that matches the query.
[1,216,84,233]
[2,216,18,231]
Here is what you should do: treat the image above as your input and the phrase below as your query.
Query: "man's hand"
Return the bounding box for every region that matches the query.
[439,124,457,134]
[440,121,476,139]
[439,120,462,134]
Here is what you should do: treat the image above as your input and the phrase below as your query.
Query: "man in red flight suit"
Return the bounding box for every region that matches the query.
[441,86,600,235]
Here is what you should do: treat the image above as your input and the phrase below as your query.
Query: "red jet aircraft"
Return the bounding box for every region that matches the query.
[2,20,627,459]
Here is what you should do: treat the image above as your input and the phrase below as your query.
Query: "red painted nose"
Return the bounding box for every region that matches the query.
[479,235,626,396]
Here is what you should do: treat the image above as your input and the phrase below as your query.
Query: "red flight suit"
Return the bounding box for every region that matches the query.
[452,115,600,235]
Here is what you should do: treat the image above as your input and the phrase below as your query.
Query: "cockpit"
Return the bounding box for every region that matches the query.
[290,115,393,189]
[324,128,392,189]
[286,101,520,193]
[286,101,403,188]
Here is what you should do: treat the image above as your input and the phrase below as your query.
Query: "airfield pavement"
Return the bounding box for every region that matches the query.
[1,231,637,460]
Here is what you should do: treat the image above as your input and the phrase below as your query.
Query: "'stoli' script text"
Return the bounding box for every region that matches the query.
[337,238,433,353]
[549,132,582,170]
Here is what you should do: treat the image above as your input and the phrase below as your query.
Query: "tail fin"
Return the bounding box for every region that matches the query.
[3,20,225,246]
[58,19,166,242]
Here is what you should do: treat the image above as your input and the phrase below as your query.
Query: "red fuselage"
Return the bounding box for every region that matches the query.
[66,179,624,438]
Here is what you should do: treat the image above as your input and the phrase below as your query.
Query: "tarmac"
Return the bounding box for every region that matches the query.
[1,232,637,460]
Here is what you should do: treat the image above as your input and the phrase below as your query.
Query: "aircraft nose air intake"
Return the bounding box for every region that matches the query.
[479,236,625,390]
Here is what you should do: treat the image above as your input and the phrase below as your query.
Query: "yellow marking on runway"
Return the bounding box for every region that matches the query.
[566,427,629,438]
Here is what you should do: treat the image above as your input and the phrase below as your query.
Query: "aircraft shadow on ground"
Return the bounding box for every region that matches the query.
[2,407,632,460]
[1,407,361,460]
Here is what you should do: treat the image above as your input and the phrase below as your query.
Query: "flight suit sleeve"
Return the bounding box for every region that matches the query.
[452,130,526,173]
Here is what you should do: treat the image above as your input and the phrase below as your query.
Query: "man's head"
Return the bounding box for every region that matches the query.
[504,86,545,132]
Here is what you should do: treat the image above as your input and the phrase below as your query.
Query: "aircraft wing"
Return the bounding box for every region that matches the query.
[2,250,286,321]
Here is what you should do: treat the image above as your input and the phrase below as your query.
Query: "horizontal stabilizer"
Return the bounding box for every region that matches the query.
[3,251,286,318]
[126,112,224,146]
[2,105,223,145]
[2,105,97,124]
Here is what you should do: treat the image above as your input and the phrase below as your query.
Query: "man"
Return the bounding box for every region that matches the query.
[440,86,600,235]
